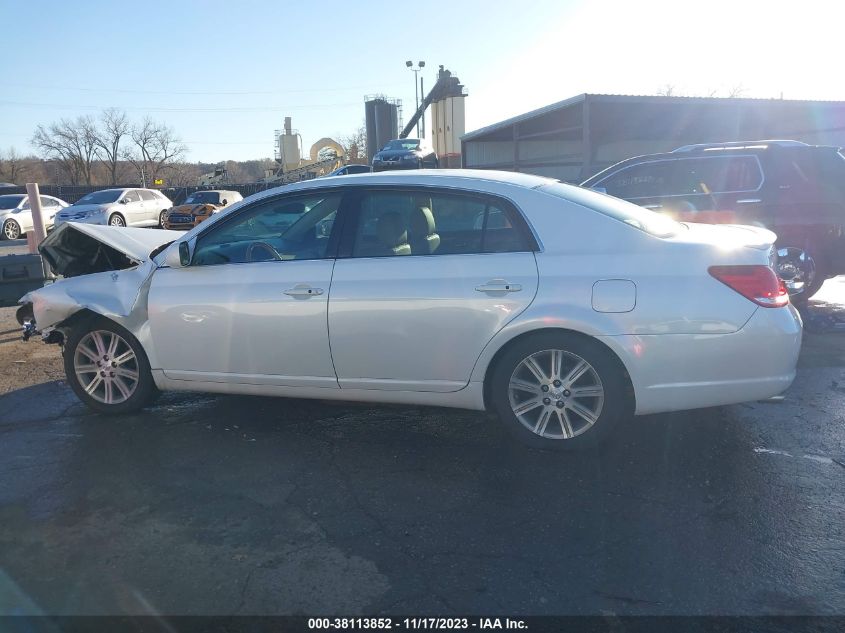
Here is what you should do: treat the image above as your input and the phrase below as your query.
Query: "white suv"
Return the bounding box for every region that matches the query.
[54,188,174,229]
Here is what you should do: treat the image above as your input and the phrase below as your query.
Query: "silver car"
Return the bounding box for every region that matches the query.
[53,188,174,229]
[24,170,802,450]
[0,194,69,240]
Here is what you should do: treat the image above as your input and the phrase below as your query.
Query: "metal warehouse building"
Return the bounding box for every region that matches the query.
[461,94,845,182]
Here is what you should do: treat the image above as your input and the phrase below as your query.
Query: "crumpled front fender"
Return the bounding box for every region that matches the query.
[22,260,156,333]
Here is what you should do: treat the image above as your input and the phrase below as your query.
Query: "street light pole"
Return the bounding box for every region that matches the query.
[405,60,425,138]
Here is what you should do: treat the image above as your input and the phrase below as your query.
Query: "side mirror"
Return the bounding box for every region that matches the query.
[164,241,193,268]
[222,199,228,205]
[119,198,128,204]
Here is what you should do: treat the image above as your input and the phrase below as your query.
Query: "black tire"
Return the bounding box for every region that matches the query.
[489,332,630,451]
[159,210,167,228]
[776,244,825,304]
[108,213,126,227]
[64,317,158,415]
[2,219,22,240]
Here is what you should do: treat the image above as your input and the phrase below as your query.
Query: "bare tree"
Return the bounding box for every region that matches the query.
[340,124,368,163]
[656,84,677,97]
[31,116,100,185]
[124,117,187,186]
[726,84,746,98]
[95,108,130,185]
[0,147,29,184]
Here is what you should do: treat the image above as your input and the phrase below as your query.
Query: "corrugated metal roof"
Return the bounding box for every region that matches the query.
[461,93,845,142]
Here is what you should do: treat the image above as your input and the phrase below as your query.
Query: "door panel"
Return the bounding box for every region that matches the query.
[148,260,337,387]
[328,252,538,391]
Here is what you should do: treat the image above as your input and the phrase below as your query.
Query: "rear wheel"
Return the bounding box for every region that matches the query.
[2,219,22,240]
[108,213,125,227]
[489,333,629,450]
[64,318,158,414]
[776,246,825,302]
[159,210,168,228]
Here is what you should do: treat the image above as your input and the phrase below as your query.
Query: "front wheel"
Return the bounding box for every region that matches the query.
[2,219,22,240]
[159,210,168,228]
[108,213,126,227]
[489,333,629,450]
[64,318,158,414]
[776,246,825,302]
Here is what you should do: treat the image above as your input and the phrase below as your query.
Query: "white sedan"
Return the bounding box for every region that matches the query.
[0,193,69,240]
[24,170,802,449]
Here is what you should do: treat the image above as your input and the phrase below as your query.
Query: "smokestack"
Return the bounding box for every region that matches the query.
[284,117,292,134]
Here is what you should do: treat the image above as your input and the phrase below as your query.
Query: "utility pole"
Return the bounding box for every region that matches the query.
[406,60,425,138]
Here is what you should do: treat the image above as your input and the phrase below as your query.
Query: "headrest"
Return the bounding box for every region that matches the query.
[376,212,408,247]
[410,206,436,236]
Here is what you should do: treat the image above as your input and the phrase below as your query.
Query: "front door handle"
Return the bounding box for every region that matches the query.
[643,203,663,210]
[475,279,522,293]
[736,198,762,204]
[284,284,324,297]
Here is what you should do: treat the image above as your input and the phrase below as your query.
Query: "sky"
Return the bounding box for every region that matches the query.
[2,0,844,163]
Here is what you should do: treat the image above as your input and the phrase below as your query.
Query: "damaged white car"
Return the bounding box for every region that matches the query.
[22,171,803,450]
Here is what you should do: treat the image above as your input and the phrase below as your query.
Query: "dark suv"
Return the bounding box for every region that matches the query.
[581,140,845,300]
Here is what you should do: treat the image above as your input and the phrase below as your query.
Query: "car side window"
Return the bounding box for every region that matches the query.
[40,196,55,207]
[351,190,530,258]
[122,190,140,203]
[672,156,762,195]
[192,193,343,266]
[139,190,157,201]
[596,161,675,199]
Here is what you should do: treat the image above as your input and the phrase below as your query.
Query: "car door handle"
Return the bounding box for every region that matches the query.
[642,203,663,210]
[284,284,324,297]
[475,279,522,293]
[736,198,762,204]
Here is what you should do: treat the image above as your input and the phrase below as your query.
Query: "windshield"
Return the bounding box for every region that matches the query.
[0,195,24,210]
[185,192,221,205]
[73,190,122,205]
[539,182,682,238]
[383,139,420,151]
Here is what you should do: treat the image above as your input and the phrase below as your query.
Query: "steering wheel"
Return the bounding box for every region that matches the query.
[245,241,282,262]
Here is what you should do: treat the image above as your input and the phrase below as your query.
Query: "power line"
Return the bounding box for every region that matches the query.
[0,100,363,113]
[2,83,405,96]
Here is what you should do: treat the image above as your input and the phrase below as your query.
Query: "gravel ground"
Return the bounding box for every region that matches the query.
[0,306,64,394]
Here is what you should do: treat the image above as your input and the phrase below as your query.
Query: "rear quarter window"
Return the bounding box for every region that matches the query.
[539,182,682,238]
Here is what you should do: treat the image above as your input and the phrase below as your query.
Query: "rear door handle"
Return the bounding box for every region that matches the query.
[736,198,762,204]
[284,284,324,297]
[475,279,522,293]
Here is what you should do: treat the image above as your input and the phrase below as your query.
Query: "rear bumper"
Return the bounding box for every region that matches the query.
[599,304,803,415]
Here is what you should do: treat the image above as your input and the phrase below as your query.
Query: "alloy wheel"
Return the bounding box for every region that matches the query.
[109,215,125,227]
[3,220,21,240]
[507,349,605,440]
[73,330,139,405]
[776,247,815,296]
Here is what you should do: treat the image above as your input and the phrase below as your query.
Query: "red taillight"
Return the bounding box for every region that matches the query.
[708,265,789,308]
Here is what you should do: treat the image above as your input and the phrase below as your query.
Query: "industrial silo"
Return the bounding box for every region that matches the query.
[365,97,400,163]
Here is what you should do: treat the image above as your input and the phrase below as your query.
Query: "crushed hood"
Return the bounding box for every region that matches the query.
[39,222,182,278]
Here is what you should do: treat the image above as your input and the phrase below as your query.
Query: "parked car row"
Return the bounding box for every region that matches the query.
[25,170,801,451]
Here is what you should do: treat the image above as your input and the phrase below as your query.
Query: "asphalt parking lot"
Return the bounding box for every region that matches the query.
[0,279,843,616]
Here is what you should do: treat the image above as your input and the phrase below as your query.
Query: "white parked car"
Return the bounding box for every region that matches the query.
[0,194,69,240]
[53,188,174,229]
[23,170,802,449]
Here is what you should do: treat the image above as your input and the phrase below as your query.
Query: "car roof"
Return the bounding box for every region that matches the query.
[292,169,553,191]
[0,194,25,200]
